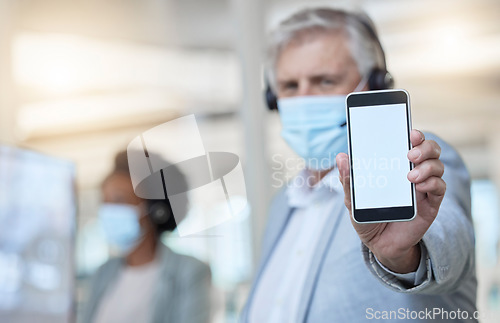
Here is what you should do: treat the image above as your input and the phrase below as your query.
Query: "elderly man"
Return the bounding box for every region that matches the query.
[242,7,477,323]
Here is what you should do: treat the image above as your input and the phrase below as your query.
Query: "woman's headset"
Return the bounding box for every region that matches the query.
[146,199,176,233]
[265,9,394,111]
[144,167,188,234]
[112,150,186,234]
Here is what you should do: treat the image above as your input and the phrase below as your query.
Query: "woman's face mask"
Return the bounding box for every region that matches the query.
[98,203,144,255]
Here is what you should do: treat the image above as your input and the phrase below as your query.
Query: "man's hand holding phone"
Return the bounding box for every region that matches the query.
[338,90,446,274]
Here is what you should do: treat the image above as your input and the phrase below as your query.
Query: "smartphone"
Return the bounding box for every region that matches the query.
[345,89,416,223]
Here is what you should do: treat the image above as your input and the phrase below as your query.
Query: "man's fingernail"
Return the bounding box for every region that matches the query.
[409,169,419,181]
[408,149,421,160]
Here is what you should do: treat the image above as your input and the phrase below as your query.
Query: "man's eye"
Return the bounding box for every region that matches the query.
[321,79,336,86]
[280,82,298,92]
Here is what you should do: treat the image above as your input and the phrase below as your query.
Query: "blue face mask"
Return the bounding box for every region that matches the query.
[278,95,348,170]
[98,203,143,255]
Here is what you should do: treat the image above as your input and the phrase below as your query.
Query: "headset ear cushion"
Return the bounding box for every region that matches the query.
[265,84,279,110]
[149,201,170,225]
[368,68,394,90]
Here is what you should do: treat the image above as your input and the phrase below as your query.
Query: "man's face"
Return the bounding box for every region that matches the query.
[275,31,366,98]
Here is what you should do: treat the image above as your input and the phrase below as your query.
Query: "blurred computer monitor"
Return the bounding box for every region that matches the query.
[0,145,76,323]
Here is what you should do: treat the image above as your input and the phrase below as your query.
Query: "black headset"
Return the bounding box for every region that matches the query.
[144,167,188,234]
[146,199,177,233]
[265,10,394,111]
[117,149,186,234]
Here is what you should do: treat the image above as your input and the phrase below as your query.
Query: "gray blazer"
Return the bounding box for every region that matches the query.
[81,244,211,323]
[242,133,477,322]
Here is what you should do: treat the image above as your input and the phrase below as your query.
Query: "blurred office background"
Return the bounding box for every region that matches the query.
[0,0,499,322]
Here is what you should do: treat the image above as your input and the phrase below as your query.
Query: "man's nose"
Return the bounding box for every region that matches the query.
[296,81,316,96]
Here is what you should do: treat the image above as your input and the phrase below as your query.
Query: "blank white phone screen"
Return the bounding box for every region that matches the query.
[349,103,412,209]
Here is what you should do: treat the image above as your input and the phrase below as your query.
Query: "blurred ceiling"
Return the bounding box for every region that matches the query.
[5,0,500,179]
[14,0,232,49]
[12,0,500,122]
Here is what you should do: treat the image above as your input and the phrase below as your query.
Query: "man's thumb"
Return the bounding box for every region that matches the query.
[336,153,350,180]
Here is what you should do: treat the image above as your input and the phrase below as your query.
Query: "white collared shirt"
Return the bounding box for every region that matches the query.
[248,169,343,323]
[93,259,161,323]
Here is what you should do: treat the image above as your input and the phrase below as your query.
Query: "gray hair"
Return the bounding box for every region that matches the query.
[267,7,384,91]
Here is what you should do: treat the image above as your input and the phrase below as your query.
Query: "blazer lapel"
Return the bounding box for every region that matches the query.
[151,246,177,323]
[242,189,294,321]
[294,199,346,323]
[258,189,294,268]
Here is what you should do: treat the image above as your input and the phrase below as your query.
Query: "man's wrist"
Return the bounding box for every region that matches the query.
[373,244,421,274]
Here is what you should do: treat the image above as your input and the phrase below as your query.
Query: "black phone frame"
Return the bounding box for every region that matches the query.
[346,89,416,223]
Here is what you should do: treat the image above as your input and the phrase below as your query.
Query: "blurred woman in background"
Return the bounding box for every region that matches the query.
[81,151,211,323]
